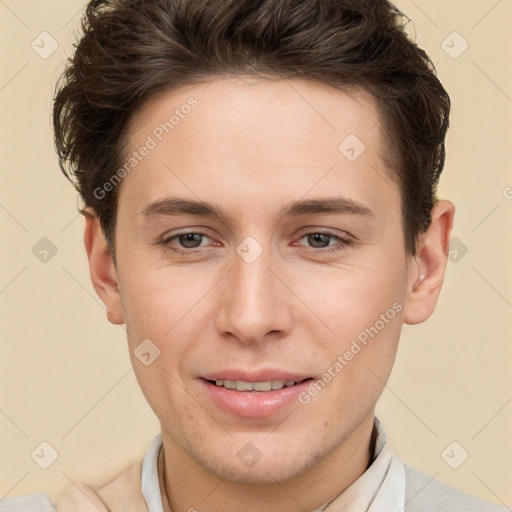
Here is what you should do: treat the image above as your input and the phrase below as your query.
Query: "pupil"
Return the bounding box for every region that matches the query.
[310,233,328,248]
[181,233,201,248]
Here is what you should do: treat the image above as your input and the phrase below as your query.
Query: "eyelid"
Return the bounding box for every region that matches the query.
[295,227,353,240]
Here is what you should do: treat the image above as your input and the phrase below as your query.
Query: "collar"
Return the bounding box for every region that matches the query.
[318,417,405,511]
[140,417,405,512]
[141,432,164,512]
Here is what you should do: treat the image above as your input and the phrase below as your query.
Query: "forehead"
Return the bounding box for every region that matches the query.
[119,77,398,220]
[127,76,383,153]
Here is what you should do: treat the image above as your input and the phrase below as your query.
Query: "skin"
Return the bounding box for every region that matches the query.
[84,77,454,512]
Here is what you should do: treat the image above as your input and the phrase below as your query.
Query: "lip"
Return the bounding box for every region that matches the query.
[199,370,314,418]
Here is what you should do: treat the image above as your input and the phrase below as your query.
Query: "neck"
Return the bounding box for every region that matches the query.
[158,413,376,512]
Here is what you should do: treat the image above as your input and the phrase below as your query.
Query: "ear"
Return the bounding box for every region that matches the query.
[403,199,455,325]
[83,208,124,325]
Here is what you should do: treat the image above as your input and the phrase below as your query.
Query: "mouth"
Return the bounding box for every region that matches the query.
[199,373,315,418]
[205,378,312,392]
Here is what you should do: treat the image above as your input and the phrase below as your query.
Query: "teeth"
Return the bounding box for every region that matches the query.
[223,380,237,390]
[271,380,285,390]
[236,381,253,391]
[213,379,297,391]
[253,381,272,391]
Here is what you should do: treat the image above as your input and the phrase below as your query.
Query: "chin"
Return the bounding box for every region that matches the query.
[204,458,309,484]
[188,442,323,484]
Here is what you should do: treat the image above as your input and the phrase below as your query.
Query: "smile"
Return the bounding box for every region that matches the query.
[200,376,314,418]
[211,379,302,391]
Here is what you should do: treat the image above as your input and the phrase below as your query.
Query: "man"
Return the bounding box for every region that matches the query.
[0,0,507,511]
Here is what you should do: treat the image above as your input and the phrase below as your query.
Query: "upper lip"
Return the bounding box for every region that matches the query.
[201,369,313,382]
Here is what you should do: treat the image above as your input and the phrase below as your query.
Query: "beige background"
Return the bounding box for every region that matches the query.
[1,0,511,506]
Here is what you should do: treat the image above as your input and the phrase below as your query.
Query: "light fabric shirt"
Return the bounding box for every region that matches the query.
[0,418,507,512]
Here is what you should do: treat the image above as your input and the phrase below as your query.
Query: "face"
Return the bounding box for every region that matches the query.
[88,77,445,484]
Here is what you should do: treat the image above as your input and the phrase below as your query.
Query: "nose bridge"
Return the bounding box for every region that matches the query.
[216,235,290,343]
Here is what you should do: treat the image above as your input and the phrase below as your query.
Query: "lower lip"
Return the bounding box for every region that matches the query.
[200,379,312,418]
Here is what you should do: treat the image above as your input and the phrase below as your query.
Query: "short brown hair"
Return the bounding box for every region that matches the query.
[53,0,450,258]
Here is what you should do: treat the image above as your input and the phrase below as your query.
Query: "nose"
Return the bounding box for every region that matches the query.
[215,238,293,345]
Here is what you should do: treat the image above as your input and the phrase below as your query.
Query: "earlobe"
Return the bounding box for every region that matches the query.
[403,200,455,325]
[83,209,124,325]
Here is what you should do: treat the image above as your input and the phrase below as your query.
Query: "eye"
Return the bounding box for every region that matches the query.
[295,231,353,253]
[174,232,209,249]
[157,229,354,256]
[158,231,213,254]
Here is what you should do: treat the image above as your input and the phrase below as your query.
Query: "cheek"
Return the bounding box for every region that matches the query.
[118,259,210,344]
[130,360,202,446]
[118,264,216,409]
[306,257,406,340]
[303,260,405,392]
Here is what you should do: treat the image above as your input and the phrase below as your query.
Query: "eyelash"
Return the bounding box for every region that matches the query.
[157,230,354,256]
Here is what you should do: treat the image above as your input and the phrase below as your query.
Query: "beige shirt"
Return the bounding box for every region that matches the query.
[0,418,507,512]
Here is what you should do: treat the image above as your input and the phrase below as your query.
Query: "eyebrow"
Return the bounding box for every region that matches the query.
[139,195,373,221]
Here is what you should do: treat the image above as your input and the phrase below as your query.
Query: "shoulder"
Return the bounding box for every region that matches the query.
[53,461,146,512]
[0,461,144,512]
[0,492,57,512]
[403,463,508,512]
